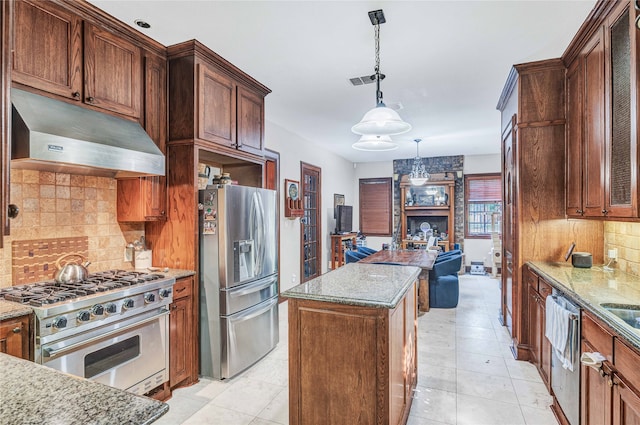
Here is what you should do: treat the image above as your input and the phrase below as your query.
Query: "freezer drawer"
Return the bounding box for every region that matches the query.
[221,295,279,379]
[220,274,278,315]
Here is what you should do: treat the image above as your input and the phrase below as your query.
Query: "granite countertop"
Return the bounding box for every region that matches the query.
[282,263,421,309]
[0,299,33,321]
[528,261,640,350]
[0,353,168,425]
[156,268,196,280]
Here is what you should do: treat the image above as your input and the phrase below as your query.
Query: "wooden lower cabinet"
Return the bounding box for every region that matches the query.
[169,276,195,389]
[288,282,417,425]
[581,311,640,425]
[0,314,31,360]
[525,266,551,389]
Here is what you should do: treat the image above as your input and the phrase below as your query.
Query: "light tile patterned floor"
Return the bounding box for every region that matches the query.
[155,274,559,425]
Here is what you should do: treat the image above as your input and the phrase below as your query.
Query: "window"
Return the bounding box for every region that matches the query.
[359,178,392,236]
[465,174,502,238]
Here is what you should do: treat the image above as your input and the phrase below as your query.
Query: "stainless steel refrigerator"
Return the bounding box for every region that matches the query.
[199,184,279,380]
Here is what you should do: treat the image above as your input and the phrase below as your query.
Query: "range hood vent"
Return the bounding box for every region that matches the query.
[11,89,165,178]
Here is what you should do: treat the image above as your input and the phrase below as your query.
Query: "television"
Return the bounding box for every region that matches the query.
[335,205,353,234]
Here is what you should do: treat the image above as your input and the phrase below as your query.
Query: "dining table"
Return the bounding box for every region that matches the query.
[359,248,438,312]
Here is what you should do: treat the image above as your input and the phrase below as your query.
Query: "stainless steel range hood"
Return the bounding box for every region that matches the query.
[11,89,165,178]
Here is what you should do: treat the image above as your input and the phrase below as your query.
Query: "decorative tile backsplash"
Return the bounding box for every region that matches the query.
[0,169,144,288]
[604,221,640,277]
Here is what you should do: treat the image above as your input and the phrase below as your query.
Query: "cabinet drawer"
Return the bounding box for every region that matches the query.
[582,311,614,361]
[614,339,640,392]
[538,280,552,299]
[173,277,193,300]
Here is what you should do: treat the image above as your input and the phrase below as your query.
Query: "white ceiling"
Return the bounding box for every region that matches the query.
[90,0,596,163]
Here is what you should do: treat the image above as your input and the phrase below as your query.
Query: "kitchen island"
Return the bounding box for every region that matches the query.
[0,352,169,424]
[283,263,421,425]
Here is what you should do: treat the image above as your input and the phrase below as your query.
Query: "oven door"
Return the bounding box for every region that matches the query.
[40,309,169,394]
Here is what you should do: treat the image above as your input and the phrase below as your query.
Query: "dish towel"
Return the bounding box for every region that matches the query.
[580,352,607,372]
[545,296,578,371]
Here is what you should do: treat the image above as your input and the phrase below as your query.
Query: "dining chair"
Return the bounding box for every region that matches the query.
[357,246,378,256]
[428,254,463,308]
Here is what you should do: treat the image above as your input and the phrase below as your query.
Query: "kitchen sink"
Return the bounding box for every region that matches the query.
[600,303,640,329]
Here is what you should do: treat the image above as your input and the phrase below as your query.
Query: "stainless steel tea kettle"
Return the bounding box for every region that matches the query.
[54,253,91,283]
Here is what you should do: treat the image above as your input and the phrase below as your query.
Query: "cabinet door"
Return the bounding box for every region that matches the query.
[198,63,236,147]
[604,2,636,218]
[528,285,540,366]
[236,85,264,155]
[0,316,30,359]
[582,28,607,217]
[84,22,142,118]
[12,0,82,99]
[581,339,613,425]
[1,0,9,245]
[169,294,192,388]
[613,377,640,425]
[144,52,167,153]
[117,177,166,222]
[566,58,585,217]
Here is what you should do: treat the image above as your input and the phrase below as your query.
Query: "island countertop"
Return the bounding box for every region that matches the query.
[282,263,421,309]
[528,261,640,350]
[0,353,169,425]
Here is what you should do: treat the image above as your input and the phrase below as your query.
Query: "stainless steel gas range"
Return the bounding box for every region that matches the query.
[0,270,175,395]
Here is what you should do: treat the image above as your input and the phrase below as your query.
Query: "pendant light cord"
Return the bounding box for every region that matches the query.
[374,23,384,107]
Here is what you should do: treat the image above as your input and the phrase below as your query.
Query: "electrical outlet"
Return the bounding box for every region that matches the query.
[608,248,618,260]
[291,273,296,283]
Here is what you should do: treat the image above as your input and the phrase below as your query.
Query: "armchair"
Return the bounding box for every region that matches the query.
[429,254,462,308]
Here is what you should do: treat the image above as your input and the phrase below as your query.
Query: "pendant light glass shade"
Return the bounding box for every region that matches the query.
[351,134,398,151]
[409,139,430,186]
[351,106,412,136]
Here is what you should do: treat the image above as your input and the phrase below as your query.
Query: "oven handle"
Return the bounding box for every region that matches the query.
[43,309,169,359]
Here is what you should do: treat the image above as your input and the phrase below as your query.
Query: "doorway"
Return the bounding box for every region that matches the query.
[300,162,321,282]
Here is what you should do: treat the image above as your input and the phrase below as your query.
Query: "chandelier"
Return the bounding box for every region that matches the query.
[409,139,430,186]
[351,9,411,149]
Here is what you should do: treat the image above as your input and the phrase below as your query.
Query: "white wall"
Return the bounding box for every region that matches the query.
[463,154,501,268]
[265,121,355,291]
[353,161,394,250]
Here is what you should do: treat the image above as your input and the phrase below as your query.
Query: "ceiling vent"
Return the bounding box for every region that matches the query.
[349,75,376,86]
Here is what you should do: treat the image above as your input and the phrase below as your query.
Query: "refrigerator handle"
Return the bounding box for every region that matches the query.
[256,193,266,276]
[251,192,264,276]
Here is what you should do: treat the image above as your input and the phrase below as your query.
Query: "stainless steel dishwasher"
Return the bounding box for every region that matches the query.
[549,289,581,425]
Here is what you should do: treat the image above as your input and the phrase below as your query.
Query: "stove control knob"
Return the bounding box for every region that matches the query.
[105,303,117,314]
[52,317,67,329]
[144,292,156,304]
[123,299,135,310]
[159,288,172,299]
[77,311,91,322]
[92,304,105,316]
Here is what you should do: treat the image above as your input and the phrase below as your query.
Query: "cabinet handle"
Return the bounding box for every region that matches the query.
[12,327,21,334]
[576,209,583,215]
[608,378,615,387]
[86,96,95,103]
[602,209,608,215]
[72,91,81,99]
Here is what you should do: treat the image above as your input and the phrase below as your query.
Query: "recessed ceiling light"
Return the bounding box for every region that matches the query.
[134,19,151,29]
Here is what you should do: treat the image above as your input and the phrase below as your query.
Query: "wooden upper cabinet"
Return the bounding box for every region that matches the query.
[237,85,264,155]
[11,1,143,119]
[566,58,585,217]
[604,1,637,218]
[167,40,270,157]
[11,0,82,99]
[564,0,639,219]
[583,28,606,217]
[198,63,235,147]
[84,22,142,118]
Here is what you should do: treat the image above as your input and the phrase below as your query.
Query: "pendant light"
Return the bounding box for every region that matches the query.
[351,10,411,141]
[351,134,398,151]
[409,139,430,186]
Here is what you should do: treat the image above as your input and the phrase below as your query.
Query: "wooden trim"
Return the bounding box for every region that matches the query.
[1,0,12,242]
[167,40,271,96]
[264,149,282,301]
